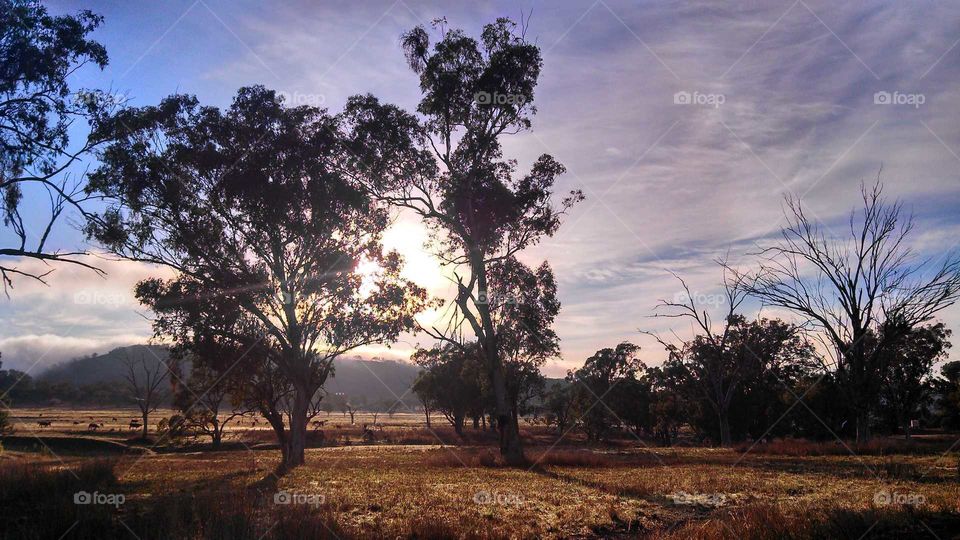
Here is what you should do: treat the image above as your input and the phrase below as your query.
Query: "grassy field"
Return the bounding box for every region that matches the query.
[2,407,960,539]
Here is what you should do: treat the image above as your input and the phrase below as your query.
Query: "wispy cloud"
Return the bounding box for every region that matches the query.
[6,0,959,377]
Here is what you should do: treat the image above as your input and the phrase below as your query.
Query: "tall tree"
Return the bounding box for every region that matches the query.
[86,86,427,469]
[0,0,113,291]
[488,257,558,425]
[341,18,583,463]
[741,181,960,442]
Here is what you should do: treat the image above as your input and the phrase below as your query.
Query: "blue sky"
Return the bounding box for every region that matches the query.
[2,0,959,376]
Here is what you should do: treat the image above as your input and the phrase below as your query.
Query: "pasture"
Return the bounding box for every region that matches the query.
[2,407,960,539]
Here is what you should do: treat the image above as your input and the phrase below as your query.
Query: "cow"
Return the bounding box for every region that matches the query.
[129,420,142,430]
[88,422,102,431]
[37,420,52,428]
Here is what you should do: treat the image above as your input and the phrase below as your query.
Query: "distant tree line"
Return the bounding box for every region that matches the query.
[410,324,956,446]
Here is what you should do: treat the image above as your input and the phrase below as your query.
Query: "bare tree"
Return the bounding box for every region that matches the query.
[122,352,168,439]
[740,179,960,443]
[344,402,358,425]
[643,265,753,446]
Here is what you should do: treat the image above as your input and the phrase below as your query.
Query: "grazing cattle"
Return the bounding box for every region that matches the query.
[73,420,81,425]
[37,420,51,428]
[112,417,118,422]
[88,422,102,431]
[129,420,142,430]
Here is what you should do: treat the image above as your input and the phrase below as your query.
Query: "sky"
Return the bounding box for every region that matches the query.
[2,0,959,377]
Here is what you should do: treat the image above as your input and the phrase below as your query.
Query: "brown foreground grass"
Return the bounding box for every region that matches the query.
[2,440,959,539]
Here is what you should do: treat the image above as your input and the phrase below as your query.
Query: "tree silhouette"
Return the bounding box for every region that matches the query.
[122,351,168,439]
[0,0,114,292]
[86,86,428,469]
[740,180,960,442]
[341,17,583,464]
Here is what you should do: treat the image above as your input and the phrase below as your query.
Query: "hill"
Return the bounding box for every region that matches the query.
[38,345,423,406]
[39,344,171,387]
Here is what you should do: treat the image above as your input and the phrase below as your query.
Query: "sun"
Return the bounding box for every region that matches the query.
[354,218,449,301]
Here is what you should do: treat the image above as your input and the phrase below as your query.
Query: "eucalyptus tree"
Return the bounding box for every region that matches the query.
[1,0,113,291]
[86,86,427,468]
[341,18,582,464]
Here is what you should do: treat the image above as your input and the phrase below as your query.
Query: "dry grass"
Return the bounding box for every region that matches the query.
[1,442,954,539]
[4,408,960,538]
[735,437,947,457]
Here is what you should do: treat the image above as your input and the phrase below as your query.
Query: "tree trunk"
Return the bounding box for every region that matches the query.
[264,411,288,465]
[718,409,732,447]
[212,423,223,449]
[454,414,464,436]
[472,416,480,430]
[855,410,871,444]
[491,363,524,464]
[424,406,431,428]
[141,410,149,439]
[285,386,310,469]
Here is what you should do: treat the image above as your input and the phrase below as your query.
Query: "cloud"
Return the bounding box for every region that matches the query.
[6,0,960,378]
[0,333,146,374]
